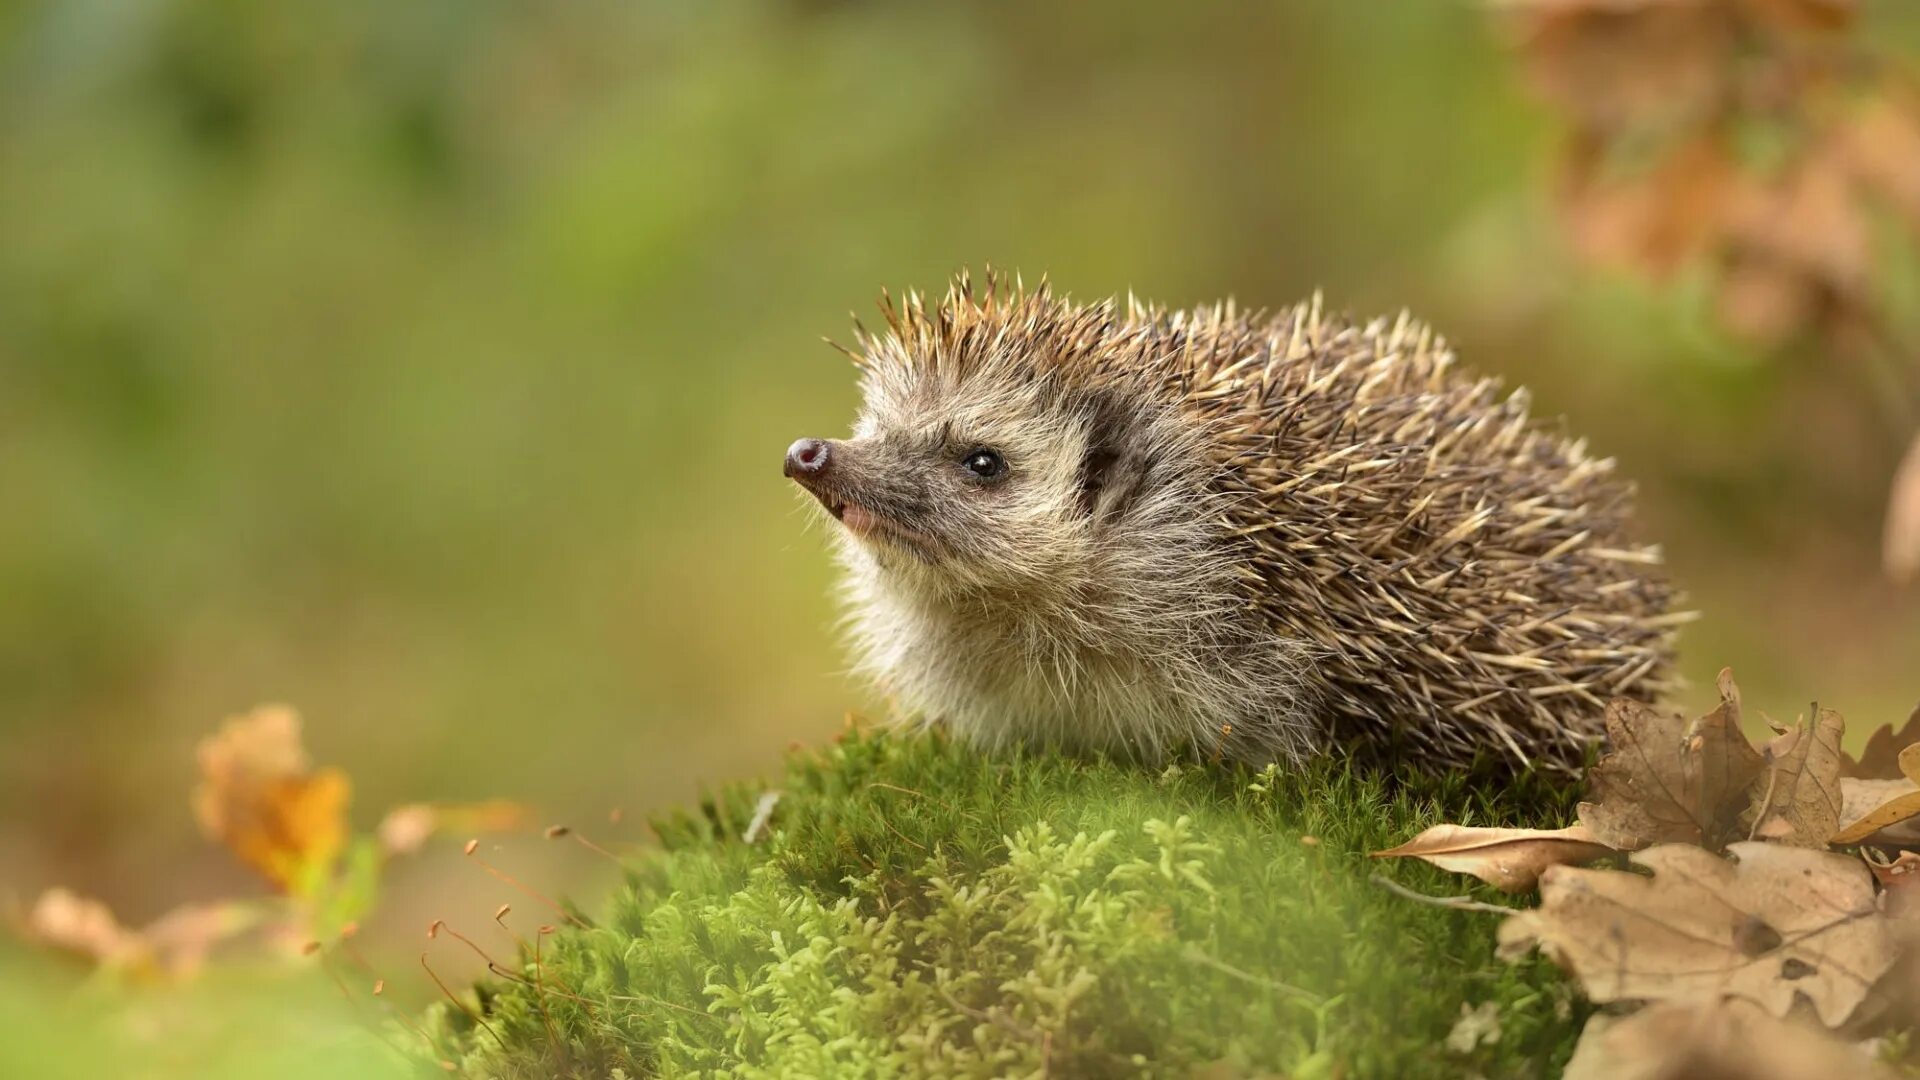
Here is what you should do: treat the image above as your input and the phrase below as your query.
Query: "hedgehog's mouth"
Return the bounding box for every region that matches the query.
[826,499,938,558]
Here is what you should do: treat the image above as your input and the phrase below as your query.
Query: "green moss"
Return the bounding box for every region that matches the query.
[431,729,1586,1078]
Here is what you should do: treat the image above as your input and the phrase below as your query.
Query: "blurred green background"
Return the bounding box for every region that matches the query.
[3,0,1919,1071]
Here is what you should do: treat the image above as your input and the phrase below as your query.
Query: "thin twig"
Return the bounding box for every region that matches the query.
[1748,763,1782,843]
[1370,874,1516,915]
[1179,944,1320,1002]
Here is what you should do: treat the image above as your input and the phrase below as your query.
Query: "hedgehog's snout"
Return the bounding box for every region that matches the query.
[785,437,845,517]
[785,437,832,481]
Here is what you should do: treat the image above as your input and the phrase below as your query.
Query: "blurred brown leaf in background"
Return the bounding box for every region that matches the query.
[16,888,256,983]
[1498,0,1920,580]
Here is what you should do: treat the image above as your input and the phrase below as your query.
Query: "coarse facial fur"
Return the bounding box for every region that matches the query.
[786,273,1677,772]
[786,280,1319,763]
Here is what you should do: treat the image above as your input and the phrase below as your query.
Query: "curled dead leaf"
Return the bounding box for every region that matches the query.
[1865,848,1920,892]
[1371,823,1613,893]
[1579,670,1763,851]
[1834,775,1920,846]
[192,705,350,892]
[1498,842,1895,1028]
[1562,999,1893,1080]
[1831,740,1920,845]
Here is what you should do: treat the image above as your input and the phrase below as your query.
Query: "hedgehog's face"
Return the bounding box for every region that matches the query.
[786,366,1132,590]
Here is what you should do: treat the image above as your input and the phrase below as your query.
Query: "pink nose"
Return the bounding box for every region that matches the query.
[784,438,831,479]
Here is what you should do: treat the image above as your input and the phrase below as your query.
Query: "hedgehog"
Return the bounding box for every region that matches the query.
[783,272,1681,773]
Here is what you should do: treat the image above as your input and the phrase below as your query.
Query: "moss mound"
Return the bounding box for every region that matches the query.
[432,729,1587,1078]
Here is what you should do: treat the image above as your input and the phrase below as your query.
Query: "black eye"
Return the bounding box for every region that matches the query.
[962,448,1006,480]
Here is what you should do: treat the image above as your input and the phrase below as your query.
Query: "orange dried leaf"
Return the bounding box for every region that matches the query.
[192,705,351,891]
[1372,823,1614,893]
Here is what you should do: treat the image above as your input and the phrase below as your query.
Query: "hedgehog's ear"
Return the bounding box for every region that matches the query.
[1077,398,1149,522]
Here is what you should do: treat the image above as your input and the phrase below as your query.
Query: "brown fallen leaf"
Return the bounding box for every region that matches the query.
[1834,776,1920,846]
[1832,740,1920,845]
[1498,842,1895,1028]
[1745,705,1845,846]
[192,705,351,892]
[18,888,257,982]
[1562,999,1894,1080]
[1579,670,1763,851]
[1845,703,1920,779]
[1865,849,1920,920]
[1371,823,1613,893]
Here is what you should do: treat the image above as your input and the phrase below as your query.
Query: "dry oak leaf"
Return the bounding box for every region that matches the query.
[1745,705,1845,846]
[192,704,350,892]
[1578,671,1762,851]
[1832,743,1920,845]
[1498,842,1895,1028]
[1562,998,1893,1080]
[1845,702,1920,779]
[1371,823,1613,893]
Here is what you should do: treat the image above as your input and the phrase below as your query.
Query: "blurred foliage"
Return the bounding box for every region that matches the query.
[3,0,1920,1073]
